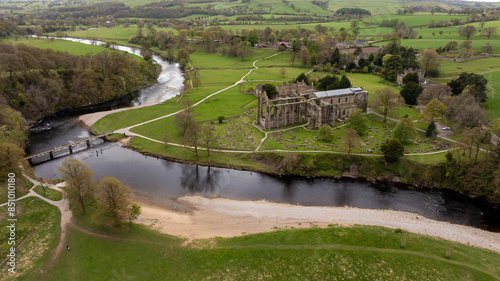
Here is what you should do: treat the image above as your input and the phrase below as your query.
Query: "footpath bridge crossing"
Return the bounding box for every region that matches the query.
[25,133,113,165]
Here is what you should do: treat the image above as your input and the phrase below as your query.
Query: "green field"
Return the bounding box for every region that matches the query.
[484,71,500,118]
[1,37,143,62]
[38,223,500,280]
[0,197,60,279]
[33,186,63,201]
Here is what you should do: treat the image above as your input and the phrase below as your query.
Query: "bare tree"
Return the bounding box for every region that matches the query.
[182,122,202,160]
[201,123,219,156]
[445,94,488,128]
[480,27,497,40]
[179,99,194,113]
[279,67,287,78]
[39,178,49,197]
[371,87,403,122]
[57,158,95,214]
[173,111,195,136]
[418,84,452,106]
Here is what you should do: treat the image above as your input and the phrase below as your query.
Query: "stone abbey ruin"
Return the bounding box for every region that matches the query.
[255,82,368,130]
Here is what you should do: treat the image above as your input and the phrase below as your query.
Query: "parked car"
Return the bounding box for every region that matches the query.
[442,127,450,130]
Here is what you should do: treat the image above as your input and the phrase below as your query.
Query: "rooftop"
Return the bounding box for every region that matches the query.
[314,87,364,98]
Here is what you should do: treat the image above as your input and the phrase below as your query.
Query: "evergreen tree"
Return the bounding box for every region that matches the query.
[339,75,351,88]
[296,73,310,85]
[400,82,423,105]
[331,47,340,65]
[426,121,438,138]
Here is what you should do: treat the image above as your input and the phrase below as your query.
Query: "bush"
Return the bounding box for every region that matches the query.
[380,139,405,162]
[217,116,226,124]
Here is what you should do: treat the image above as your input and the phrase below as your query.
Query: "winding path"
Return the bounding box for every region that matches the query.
[107,52,462,158]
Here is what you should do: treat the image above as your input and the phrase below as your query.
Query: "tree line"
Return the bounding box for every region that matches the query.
[0,42,160,121]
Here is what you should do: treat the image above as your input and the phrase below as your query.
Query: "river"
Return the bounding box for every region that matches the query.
[28,38,500,232]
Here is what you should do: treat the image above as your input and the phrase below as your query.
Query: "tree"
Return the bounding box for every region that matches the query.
[460,40,475,57]
[281,152,300,173]
[339,75,351,88]
[0,53,23,81]
[279,67,287,78]
[346,109,368,135]
[201,123,218,156]
[246,30,259,46]
[418,99,447,123]
[400,82,423,105]
[262,84,278,99]
[419,48,440,77]
[237,41,251,61]
[372,88,404,122]
[217,116,225,124]
[458,25,477,40]
[380,139,405,162]
[94,177,132,228]
[402,73,419,85]
[297,46,310,66]
[447,72,488,102]
[179,99,194,113]
[480,27,497,40]
[393,117,417,143]
[426,121,438,139]
[296,73,309,85]
[382,54,402,82]
[417,84,452,106]
[444,41,458,53]
[0,143,25,181]
[182,122,202,160]
[173,111,196,136]
[39,178,49,197]
[445,93,488,128]
[58,158,95,214]
[331,47,340,65]
[341,128,361,154]
[317,75,339,90]
[318,125,334,142]
[128,203,142,224]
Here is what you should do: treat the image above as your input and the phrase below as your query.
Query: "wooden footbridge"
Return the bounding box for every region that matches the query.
[25,133,113,165]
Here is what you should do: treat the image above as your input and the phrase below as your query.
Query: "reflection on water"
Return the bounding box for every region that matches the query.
[33,143,500,231]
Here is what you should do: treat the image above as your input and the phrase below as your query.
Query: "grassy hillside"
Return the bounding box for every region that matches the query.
[38,223,500,280]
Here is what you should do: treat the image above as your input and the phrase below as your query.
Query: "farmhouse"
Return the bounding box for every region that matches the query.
[255,82,368,130]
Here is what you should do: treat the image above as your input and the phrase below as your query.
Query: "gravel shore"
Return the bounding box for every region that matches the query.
[136,195,500,253]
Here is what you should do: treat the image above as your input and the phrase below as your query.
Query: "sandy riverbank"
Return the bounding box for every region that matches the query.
[78,101,161,127]
[135,195,500,253]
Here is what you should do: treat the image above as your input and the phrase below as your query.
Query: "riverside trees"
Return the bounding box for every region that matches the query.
[0,42,160,121]
[58,158,140,228]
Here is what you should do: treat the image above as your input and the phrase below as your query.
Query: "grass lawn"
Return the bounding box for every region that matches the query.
[374,38,500,54]
[484,71,500,118]
[131,87,257,139]
[33,186,63,201]
[0,197,60,279]
[0,178,32,204]
[40,222,500,280]
[63,25,177,44]
[2,37,141,60]
[439,57,500,78]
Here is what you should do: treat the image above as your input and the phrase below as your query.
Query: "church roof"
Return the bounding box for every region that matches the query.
[314,87,364,98]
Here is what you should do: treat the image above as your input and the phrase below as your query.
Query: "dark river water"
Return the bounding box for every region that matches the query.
[28,38,500,232]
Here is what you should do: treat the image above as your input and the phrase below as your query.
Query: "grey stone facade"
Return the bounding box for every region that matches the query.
[255,82,368,130]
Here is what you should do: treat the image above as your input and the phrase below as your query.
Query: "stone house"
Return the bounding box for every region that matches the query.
[255,82,368,130]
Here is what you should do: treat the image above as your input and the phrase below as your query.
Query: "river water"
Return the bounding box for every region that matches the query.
[28,38,500,231]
